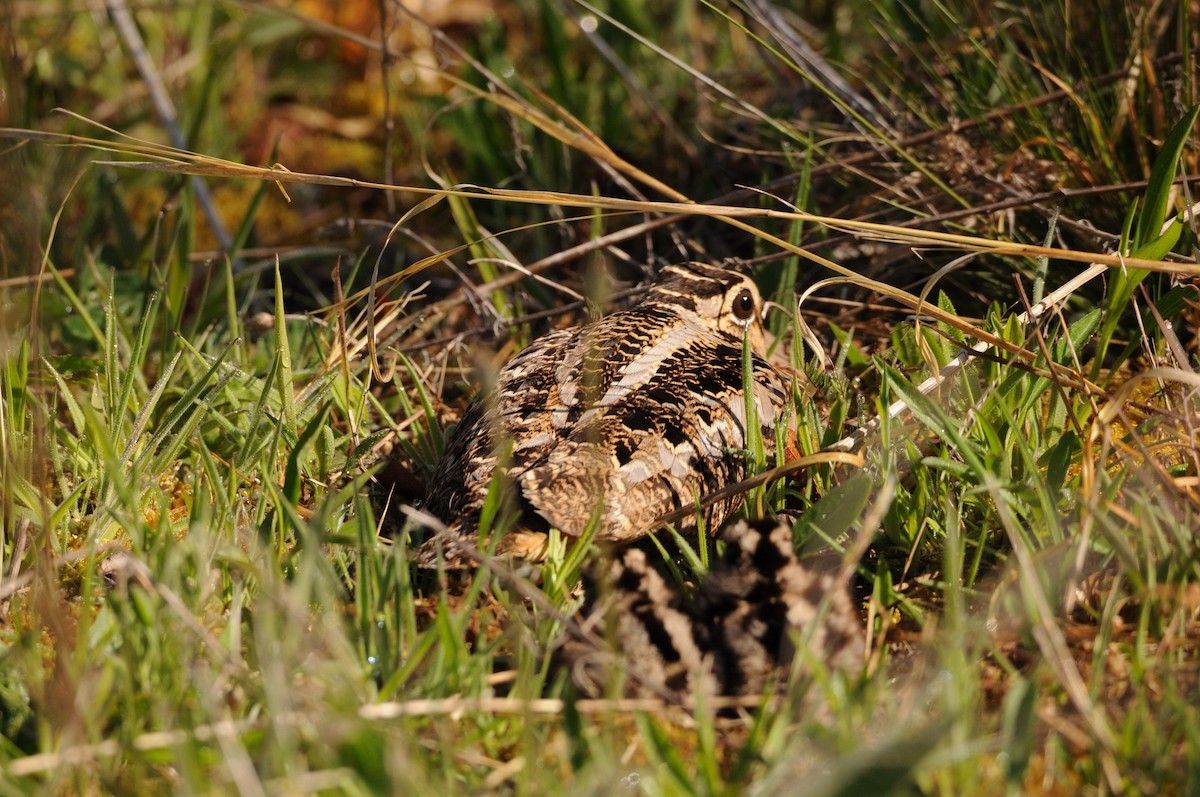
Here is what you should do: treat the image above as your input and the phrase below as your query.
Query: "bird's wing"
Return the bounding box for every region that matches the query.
[421,328,578,532]
[520,335,790,539]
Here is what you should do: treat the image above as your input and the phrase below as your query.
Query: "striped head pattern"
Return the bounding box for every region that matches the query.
[643,263,768,355]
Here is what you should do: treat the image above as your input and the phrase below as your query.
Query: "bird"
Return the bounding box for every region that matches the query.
[416,262,794,568]
[559,517,864,701]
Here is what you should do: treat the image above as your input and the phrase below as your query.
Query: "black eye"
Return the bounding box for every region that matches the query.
[732,288,756,321]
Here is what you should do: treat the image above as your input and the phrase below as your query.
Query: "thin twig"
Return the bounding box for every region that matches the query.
[375,0,396,216]
[0,691,777,778]
[358,694,771,719]
[828,261,1110,453]
[104,0,237,266]
[749,174,1200,267]
[0,269,76,287]
[651,451,865,529]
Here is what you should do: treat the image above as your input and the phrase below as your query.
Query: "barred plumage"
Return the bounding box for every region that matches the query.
[417,263,792,568]
[560,518,864,701]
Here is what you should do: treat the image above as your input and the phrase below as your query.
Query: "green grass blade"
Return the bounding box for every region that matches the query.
[119,349,180,463]
[1134,103,1199,250]
[273,258,297,434]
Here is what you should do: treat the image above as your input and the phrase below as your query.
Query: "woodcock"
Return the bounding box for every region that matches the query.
[417,263,793,568]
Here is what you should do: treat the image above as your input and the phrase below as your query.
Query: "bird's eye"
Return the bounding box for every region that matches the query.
[731,288,756,321]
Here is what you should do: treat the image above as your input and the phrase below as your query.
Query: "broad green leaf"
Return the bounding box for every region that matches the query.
[796,473,873,548]
[1134,103,1200,250]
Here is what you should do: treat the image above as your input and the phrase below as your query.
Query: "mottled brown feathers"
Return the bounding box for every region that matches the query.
[560,518,864,700]
[417,263,791,568]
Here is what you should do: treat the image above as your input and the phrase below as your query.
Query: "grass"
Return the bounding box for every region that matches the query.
[2,0,1199,793]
